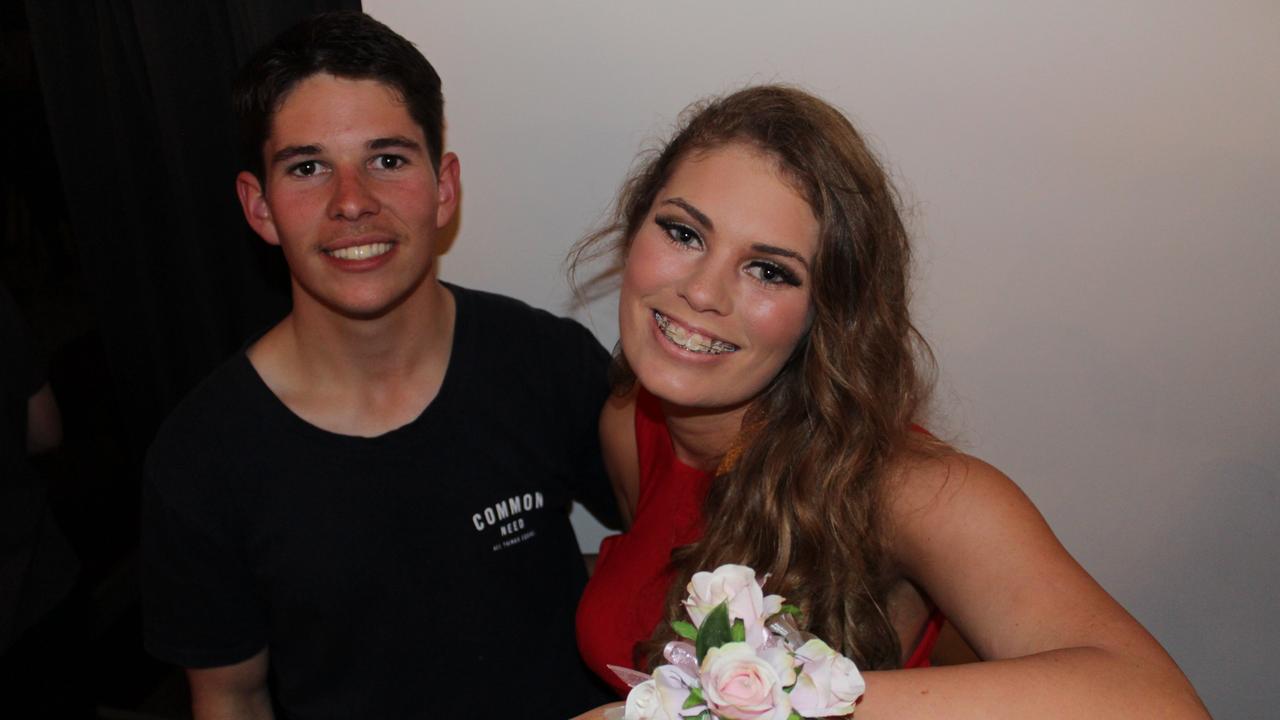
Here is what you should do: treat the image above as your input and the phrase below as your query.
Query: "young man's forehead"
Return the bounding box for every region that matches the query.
[271,72,409,115]
[256,74,429,176]
[267,74,420,138]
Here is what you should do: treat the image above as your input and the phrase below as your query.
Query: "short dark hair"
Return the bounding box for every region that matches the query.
[232,11,444,180]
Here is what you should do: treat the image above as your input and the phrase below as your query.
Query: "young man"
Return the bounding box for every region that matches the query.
[142,12,618,719]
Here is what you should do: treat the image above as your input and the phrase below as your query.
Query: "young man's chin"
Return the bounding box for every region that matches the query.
[311,286,429,322]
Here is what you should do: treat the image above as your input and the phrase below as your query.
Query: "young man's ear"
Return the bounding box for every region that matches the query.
[236,171,280,245]
[434,152,461,230]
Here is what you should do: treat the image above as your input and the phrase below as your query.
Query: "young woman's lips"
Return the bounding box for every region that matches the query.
[651,310,739,356]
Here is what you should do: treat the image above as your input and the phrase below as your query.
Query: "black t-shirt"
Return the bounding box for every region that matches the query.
[142,284,619,719]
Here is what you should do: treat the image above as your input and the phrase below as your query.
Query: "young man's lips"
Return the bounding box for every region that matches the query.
[321,236,397,261]
[652,310,739,355]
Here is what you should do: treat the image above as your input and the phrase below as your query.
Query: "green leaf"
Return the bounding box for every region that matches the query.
[787,711,804,720]
[780,604,803,617]
[672,620,698,640]
[695,602,733,663]
[683,687,705,709]
[731,618,746,642]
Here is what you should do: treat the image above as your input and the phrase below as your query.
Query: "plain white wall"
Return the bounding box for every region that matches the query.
[365,1,1278,716]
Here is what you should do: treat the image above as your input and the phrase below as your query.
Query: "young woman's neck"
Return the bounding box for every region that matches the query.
[661,399,752,473]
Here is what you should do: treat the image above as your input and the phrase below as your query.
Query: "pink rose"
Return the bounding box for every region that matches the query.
[683,564,784,647]
[789,639,866,717]
[623,665,696,720]
[700,642,793,720]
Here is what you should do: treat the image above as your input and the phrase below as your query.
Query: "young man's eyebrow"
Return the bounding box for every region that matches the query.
[270,144,322,167]
[269,137,422,168]
[751,243,810,270]
[661,197,714,231]
[369,136,423,152]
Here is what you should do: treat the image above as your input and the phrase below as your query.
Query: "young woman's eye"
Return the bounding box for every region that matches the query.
[656,218,703,249]
[746,261,801,287]
[373,154,406,170]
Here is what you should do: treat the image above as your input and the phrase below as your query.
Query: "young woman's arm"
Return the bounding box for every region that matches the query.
[598,386,640,528]
[859,454,1208,719]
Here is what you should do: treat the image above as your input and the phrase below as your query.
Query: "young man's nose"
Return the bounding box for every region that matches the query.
[327,166,380,220]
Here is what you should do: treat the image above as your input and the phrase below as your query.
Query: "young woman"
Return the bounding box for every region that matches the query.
[570,86,1207,718]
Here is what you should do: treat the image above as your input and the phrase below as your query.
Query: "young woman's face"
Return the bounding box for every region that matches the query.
[619,143,819,412]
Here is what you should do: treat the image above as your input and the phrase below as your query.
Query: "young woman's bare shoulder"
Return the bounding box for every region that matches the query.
[599,385,639,525]
[878,449,1193,684]
[886,450,1019,510]
[882,450,1046,573]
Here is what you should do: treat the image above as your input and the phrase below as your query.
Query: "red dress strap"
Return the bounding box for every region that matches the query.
[903,609,945,669]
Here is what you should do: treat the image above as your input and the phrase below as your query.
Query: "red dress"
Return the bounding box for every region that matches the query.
[576,388,943,697]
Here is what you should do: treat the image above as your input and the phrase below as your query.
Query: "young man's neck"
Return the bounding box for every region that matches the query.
[290,281,452,374]
[248,278,456,437]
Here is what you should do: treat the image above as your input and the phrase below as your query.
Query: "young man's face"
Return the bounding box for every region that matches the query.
[236,73,458,320]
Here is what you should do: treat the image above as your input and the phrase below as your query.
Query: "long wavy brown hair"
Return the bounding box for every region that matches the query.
[570,85,940,671]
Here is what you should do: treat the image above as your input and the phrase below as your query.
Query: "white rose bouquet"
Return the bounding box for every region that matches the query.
[608,564,866,720]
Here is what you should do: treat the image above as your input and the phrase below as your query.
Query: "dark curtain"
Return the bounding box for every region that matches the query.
[8,4,358,709]
[23,0,358,457]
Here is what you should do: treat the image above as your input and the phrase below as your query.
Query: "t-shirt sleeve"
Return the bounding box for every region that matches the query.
[556,319,624,530]
[141,432,268,668]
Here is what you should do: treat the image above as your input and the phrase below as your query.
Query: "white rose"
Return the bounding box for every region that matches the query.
[683,564,784,647]
[623,665,695,720]
[624,680,662,720]
[789,638,866,717]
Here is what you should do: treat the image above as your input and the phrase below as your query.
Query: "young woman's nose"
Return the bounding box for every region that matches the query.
[677,259,733,316]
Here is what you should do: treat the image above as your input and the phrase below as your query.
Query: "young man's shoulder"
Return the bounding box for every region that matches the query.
[161,351,260,428]
[448,283,606,360]
[450,283,593,334]
[445,284,612,446]
[145,351,267,487]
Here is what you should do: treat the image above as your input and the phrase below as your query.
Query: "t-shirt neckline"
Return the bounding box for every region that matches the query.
[239,283,468,445]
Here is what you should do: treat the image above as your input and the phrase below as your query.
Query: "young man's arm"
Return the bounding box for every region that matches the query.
[142,398,274,720]
[187,649,273,720]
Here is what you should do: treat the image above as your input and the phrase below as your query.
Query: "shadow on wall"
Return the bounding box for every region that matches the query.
[1135,454,1279,719]
[937,311,1277,719]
